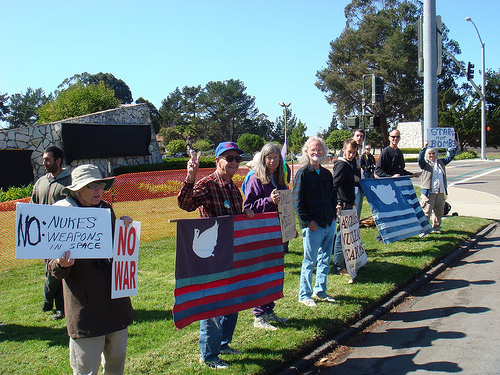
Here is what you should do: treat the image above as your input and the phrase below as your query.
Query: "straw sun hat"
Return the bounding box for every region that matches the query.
[62,164,115,195]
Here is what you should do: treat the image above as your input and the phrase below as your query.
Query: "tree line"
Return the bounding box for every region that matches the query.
[1,0,499,155]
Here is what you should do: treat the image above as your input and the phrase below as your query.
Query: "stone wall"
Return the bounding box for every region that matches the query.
[0,103,162,180]
[397,121,424,149]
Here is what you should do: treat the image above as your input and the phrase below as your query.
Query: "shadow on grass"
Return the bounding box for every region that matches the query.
[0,323,67,346]
[132,309,173,323]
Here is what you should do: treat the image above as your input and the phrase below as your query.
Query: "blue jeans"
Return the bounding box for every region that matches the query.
[299,222,335,300]
[199,313,238,362]
[333,189,363,273]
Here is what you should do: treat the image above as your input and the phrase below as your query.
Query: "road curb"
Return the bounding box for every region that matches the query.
[278,222,499,375]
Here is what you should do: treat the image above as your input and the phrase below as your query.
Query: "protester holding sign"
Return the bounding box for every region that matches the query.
[178,141,254,370]
[333,139,358,217]
[418,140,457,233]
[332,130,364,274]
[47,164,134,375]
[244,142,288,331]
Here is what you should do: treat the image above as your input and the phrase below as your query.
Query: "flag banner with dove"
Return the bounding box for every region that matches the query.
[360,176,432,244]
[173,212,284,329]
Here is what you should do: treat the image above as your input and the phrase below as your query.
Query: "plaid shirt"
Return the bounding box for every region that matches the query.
[177,171,243,218]
[293,164,336,229]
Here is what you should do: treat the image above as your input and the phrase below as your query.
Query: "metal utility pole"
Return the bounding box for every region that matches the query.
[423,0,438,133]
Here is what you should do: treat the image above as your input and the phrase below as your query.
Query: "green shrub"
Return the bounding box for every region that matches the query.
[113,157,215,176]
[0,184,33,202]
[405,150,477,163]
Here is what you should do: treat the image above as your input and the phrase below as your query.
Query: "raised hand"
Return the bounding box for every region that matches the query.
[186,147,202,183]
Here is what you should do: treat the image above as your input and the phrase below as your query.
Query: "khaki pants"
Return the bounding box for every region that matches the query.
[69,328,128,375]
[420,193,445,230]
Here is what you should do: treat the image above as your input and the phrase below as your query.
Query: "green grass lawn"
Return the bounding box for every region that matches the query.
[0,208,491,374]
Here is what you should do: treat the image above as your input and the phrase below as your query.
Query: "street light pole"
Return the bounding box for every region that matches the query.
[466,16,487,160]
[279,101,291,151]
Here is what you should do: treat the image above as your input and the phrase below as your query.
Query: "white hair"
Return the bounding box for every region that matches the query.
[299,136,329,165]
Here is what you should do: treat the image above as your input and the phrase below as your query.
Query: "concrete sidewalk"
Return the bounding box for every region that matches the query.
[447,186,500,221]
[315,222,500,374]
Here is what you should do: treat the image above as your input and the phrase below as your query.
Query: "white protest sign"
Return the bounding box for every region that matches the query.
[16,203,113,259]
[426,127,455,149]
[112,220,141,299]
[339,208,367,281]
[277,190,296,243]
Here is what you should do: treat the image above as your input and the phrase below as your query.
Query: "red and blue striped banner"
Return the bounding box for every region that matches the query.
[173,212,284,329]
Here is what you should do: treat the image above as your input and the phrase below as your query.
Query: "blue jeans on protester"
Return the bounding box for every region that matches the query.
[332,189,363,273]
[299,222,335,301]
[199,313,238,362]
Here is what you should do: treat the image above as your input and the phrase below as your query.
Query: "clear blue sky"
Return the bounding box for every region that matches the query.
[2,0,499,136]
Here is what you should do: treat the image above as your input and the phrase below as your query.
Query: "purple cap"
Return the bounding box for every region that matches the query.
[215,142,244,157]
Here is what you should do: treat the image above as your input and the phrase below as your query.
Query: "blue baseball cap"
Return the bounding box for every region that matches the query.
[215,142,244,157]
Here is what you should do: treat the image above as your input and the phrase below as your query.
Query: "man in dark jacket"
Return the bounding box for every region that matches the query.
[31,146,71,320]
[293,137,337,307]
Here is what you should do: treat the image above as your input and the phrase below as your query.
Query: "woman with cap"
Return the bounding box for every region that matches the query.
[243,142,288,330]
[47,164,134,375]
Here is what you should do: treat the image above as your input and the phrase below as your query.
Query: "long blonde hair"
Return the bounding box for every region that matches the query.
[253,143,285,186]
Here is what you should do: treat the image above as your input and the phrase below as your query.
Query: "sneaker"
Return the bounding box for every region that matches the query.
[419,232,426,238]
[219,345,242,355]
[298,298,316,307]
[432,229,442,234]
[52,310,64,320]
[265,312,288,323]
[254,316,277,330]
[200,357,229,369]
[312,293,336,303]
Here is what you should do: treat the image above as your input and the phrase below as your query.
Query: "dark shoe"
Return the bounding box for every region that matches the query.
[42,303,53,313]
[219,345,242,355]
[200,357,229,369]
[52,310,64,320]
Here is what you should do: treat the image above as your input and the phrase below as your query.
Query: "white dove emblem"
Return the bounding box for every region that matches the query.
[371,184,398,205]
[192,221,219,258]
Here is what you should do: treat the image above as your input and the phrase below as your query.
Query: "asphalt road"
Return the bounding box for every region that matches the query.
[315,222,500,375]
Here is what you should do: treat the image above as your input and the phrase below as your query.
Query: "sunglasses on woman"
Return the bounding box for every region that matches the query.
[221,155,243,163]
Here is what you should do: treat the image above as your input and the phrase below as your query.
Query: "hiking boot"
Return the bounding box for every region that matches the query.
[266,312,288,323]
[200,357,229,369]
[254,316,277,330]
[51,310,64,320]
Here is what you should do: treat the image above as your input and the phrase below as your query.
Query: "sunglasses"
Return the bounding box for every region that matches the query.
[390,135,400,139]
[86,182,106,190]
[221,155,243,163]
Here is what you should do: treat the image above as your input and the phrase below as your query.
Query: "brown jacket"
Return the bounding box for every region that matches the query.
[48,196,134,338]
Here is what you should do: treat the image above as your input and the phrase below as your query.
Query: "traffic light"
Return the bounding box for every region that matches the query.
[372,76,384,104]
[369,116,381,128]
[487,125,491,132]
[466,62,475,81]
[347,116,359,128]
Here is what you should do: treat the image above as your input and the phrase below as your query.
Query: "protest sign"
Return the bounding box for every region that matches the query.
[112,220,141,299]
[426,127,455,149]
[339,208,367,280]
[16,202,113,259]
[277,190,296,243]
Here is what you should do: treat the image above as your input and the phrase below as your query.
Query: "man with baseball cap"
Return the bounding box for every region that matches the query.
[178,141,254,370]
